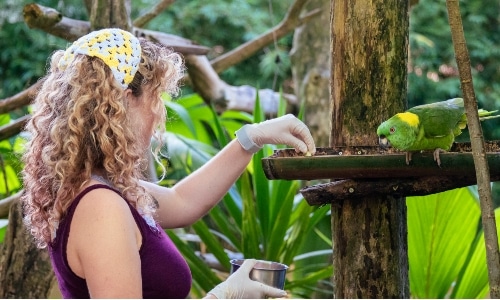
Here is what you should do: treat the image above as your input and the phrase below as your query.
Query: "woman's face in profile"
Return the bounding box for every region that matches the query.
[127,88,158,152]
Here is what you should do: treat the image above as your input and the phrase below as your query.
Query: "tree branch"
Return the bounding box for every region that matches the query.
[0,191,21,219]
[23,3,89,41]
[184,55,298,114]
[446,0,500,297]
[0,115,30,141]
[133,28,210,56]
[301,175,500,206]
[210,0,321,73]
[133,0,175,28]
[0,82,40,115]
[22,3,209,55]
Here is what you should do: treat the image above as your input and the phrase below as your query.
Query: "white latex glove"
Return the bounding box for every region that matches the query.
[236,114,316,155]
[207,259,287,299]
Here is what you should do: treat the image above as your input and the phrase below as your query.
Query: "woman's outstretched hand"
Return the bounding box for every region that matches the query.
[236,114,316,155]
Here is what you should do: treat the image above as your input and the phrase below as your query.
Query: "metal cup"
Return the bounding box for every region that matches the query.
[230,259,288,290]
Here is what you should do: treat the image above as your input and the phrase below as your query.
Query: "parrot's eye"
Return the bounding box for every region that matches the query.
[389,127,396,134]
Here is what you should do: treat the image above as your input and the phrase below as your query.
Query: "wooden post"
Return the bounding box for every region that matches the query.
[330,0,409,297]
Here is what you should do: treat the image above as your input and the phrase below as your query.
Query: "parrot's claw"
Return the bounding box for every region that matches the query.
[433,148,444,167]
[405,152,413,165]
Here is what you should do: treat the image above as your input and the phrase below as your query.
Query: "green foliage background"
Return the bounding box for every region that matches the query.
[409,0,500,140]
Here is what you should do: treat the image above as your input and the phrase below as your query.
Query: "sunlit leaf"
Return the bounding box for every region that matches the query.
[407,188,481,298]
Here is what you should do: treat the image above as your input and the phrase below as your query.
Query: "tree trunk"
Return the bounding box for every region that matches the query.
[330,0,409,297]
[0,200,59,298]
[291,0,331,147]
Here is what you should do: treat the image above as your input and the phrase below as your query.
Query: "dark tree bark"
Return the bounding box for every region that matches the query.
[0,200,59,298]
[330,0,409,297]
[291,0,331,147]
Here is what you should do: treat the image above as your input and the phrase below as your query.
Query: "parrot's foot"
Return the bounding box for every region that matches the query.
[433,148,445,167]
[405,152,413,165]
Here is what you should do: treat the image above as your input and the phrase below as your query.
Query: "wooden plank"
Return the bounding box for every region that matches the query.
[261,141,500,181]
[300,174,500,206]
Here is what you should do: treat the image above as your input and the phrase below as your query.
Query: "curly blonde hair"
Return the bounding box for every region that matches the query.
[22,37,184,248]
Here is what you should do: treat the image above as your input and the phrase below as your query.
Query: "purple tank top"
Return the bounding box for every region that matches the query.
[49,184,192,298]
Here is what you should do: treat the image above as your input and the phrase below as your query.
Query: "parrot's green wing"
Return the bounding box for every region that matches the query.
[407,98,465,137]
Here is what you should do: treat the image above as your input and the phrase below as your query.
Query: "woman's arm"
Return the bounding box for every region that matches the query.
[141,139,252,228]
[68,187,143,298]
[141,114,316,229]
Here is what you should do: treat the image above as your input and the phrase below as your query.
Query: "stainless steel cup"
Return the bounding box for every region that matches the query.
[230,259,288,290]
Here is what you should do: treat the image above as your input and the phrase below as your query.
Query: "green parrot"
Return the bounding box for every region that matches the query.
[377,98,498,166]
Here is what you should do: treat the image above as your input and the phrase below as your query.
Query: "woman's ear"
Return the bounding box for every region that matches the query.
[124,88,136,108]
[124,88,134,100]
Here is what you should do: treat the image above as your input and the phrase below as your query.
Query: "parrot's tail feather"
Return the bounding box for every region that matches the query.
[478,109,500,121]
[479,115,500,121]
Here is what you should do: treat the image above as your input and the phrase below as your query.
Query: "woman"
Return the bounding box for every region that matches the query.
[21,28,316,298]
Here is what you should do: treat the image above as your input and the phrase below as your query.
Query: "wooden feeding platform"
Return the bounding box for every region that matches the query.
[261,141,500,206]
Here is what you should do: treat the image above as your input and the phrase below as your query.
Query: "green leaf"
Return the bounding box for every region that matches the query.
[407,188,481,298]
[251,95,271,241]
[166,230,222,291]
[266,180,297,261]
[165,100,198,138]
[0,219,8,244]
[209,104,228,147]
[206,204,240,250]
[451,208,500,298]
[192,221,231,270]
[240,171,262,258]
[285,265,334,289]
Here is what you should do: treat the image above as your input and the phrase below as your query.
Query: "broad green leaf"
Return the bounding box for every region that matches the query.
[252,96,271,241]
[0,114,10,126]
[282,201,316,264]
[165,100,198,138]
[166,94,216,144]
[266,180,298,261]
[240,171,262,258]
[0,162,21,195]
[452,208,500,298]
[407,188,481,298]
[277,88,287,117]
[206,204,240,250]
[221,189,243,225]
[209,104,228,147]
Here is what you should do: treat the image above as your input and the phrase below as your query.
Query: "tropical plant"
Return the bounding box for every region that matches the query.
[0,113,23,197]
[408,187,500,298]
[160,93,333,298]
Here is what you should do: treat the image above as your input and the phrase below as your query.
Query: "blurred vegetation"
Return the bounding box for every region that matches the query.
[408,0,500,140]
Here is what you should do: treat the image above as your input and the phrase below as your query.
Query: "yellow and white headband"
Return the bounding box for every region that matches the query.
[58,28,141,89]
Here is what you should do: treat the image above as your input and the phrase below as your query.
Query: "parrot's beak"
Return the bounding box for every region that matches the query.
[378,135,390,148]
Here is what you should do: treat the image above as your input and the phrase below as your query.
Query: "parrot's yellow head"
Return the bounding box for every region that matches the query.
[377,112,420,151]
